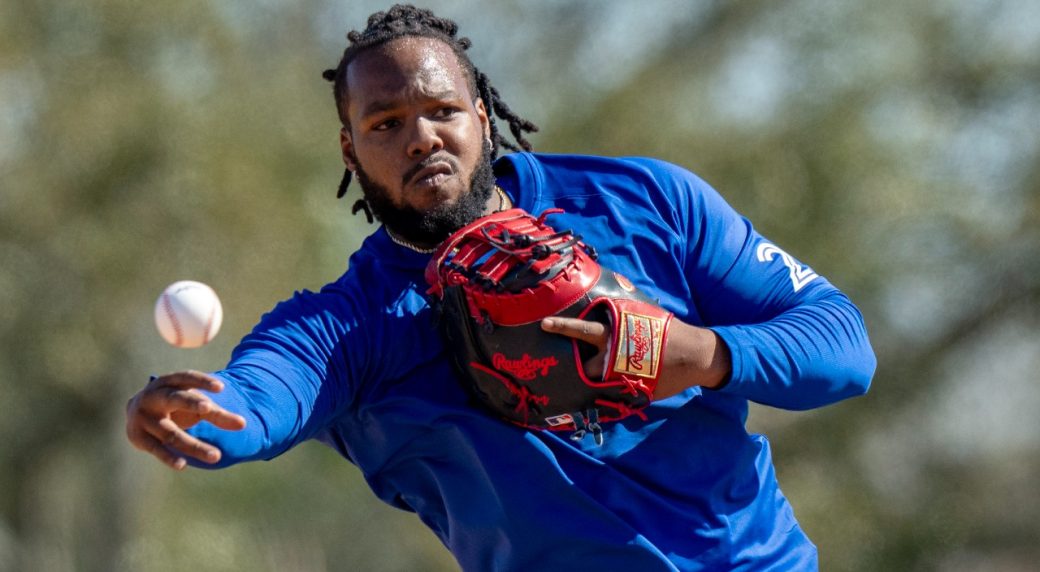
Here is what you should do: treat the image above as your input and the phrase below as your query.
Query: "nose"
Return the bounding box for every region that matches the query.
[407,117,444,158]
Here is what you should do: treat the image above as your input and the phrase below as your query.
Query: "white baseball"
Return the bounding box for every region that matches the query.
[154,280,223,348]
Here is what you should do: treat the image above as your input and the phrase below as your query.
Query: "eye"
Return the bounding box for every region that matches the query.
[372,118,400,131]
[434,106,460,119]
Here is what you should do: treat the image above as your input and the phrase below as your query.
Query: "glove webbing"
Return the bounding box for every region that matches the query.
[450,219,583,289]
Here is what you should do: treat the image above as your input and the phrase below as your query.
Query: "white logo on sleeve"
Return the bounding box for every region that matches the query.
[756,243,819,292]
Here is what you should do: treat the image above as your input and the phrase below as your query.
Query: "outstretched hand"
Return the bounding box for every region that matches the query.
[125,370,246,470]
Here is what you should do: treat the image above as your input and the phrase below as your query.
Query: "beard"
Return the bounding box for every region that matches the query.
[353,144,496,246]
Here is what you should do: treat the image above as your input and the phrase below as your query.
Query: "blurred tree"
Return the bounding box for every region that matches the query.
[543,1,1040,570]
[1,0,454,570]
[2,0,1038,570]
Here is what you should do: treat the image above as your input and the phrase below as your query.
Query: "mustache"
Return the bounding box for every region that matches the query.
[403,154,460,186]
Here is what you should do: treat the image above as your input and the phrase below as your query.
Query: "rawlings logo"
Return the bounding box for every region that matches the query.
[614,311,666,379]
[493,353,559,380]
[627,319,651,371]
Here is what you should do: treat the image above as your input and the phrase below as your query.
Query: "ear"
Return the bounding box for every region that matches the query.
[340,127,358,172]
[475,98,491,141]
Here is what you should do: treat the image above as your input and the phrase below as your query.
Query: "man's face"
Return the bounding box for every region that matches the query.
[340,36,494,244]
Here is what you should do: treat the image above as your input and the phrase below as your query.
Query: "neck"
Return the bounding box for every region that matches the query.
[386,186,512,253]
[488,185,512,213]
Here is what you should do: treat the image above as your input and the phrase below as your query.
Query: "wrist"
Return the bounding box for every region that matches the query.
[654,321,732,399]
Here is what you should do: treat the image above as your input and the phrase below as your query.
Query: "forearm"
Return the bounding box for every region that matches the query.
[710,291,876,410]
[184,372,269,469]
[184,366,316,469]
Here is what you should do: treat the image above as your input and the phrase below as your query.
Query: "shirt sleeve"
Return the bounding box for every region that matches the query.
[186,286,364,468]
[666,161,876,410]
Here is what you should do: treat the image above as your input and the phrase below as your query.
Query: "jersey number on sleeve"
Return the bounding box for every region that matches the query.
[756,243,819,292]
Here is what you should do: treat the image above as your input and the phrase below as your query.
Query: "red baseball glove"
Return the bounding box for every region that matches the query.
[425,207,672,445]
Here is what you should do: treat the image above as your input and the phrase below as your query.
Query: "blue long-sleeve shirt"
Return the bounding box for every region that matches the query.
[189,153,875,571]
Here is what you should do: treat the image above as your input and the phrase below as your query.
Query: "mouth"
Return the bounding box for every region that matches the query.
[408,161,456,189]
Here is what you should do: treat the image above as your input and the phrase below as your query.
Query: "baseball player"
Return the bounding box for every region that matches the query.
[126,5,876,570]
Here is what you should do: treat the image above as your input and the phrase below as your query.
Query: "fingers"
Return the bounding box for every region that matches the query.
[153,416,223,463]
[125,370,246,470]
[150,370,225,392]
[139,372,246,429]
[175,398,246,431]
[541,317,607,345]
[130,430,189,470]
[202,406,248,431]
[145,386,215,415]
[128,416,222,469]
[541,317,608,378]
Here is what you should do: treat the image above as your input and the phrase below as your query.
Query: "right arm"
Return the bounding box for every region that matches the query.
[126,287,366,470]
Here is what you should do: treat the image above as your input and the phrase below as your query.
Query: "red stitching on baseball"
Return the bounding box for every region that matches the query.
[204,296,215,344]
[162,292,183,347]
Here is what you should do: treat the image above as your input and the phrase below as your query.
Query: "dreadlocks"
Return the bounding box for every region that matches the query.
[323,4,539,218]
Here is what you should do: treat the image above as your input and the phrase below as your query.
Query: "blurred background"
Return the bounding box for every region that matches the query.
[2,0,1039,570]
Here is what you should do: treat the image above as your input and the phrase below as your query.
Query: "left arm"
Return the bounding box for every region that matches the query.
[707,288,875,409]
[544,160,875,409]
[543,245,873,410]
[677,170,876,409]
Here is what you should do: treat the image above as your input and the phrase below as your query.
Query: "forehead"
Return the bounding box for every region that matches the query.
[345,37,472,110]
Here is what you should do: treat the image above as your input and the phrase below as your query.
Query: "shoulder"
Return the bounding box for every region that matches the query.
[252,233,420,337]
[498,152,715,204]
[500,151,703,180]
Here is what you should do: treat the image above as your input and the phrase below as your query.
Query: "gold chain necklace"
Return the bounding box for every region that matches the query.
[385,230,437,254]
[386,186,511,254]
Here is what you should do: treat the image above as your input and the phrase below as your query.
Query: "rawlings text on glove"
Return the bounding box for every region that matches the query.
[425,208,672,445]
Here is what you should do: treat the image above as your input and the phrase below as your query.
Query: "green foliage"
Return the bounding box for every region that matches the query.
[541,1,1040,569]
[3,0,1038,570]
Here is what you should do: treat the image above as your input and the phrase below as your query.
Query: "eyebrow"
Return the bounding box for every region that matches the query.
[359,90,463,119]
